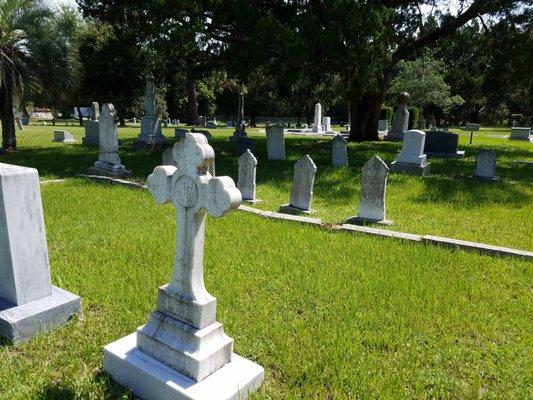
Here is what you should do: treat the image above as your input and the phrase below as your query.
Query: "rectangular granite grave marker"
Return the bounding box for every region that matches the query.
[237,149,259,203]
[347,156,392,225]
[104,133,263,400]
[0,163,82,344]
[279,155,317,214]
[89,103,131,178]
[331,134,348,167]
[52,130,76,143]
[390,130,430,176]
[424,131,465,158]
[473,150,499,181]
[266,125,286,160]
[509,127,532,142]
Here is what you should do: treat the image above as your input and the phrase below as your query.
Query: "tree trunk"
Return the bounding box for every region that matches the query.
[348,92,383,141]
[186,76,198,126]
[76,106,84,126]
[250,108,256,127]
[0,65,17,151]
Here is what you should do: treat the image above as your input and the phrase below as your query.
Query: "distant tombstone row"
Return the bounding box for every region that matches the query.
[0,163,82,344]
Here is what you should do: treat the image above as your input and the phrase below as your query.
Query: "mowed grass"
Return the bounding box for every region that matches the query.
[3,123,532,249]
[0,181,531,399]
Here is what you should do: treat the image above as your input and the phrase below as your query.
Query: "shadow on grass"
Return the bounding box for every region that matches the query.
[36,370,135,399]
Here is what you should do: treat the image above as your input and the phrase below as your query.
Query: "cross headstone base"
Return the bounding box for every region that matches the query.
[89,161,132,178]
[390,161,430,176]
[0,286,81,344]
[104,333,264,400]
[346,216,393,226]
[279,204,315,215]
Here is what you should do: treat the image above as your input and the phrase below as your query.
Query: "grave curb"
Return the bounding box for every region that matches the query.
[53,177,533,260]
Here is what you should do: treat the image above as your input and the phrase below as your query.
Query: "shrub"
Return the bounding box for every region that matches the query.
[408,107,420,129]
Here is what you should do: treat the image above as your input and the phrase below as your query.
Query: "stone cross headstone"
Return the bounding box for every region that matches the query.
[0,163,82,344]
[104,133,263,400]
[237,149,259,203]
[89,103,131,178]
[134,73,166,148]
[52,130,76,143]
[347,156,391,225]
[266,125,286,160]
[331,134,348,167]
[390,129,430,176]
[279,155,317,214]
[473,149,499,181]
[312,103,323,133]
[385,92,410,141]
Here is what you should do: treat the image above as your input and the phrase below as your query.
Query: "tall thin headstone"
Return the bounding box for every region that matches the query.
[390,129,430,176]
[331,134,348,167]
[134,73,166,148]
[0,163,82,344]
[347,156,392,225]
[104,133,264,400]
[237,149,259,203]
[83,102,100,146]
[473,150,499,181]
[89,103,131,178]
[266,124,286,160]
[385,92,410,141]
[312,103,323,133]
[279,155,317,214]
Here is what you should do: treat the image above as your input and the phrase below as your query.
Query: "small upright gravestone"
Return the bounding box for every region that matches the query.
[509,127,532,142]
[104,133,263,400]
[237,149,259,203]
[322,116,332,132]
[312,103,323,133]
[0,163,82,344]
[279,155,317,214]
[390,130,430,176]
[385,92,410,141]
[89,104,131,178]
[266,125,286,160]
[52,130,76,143]
[347,156,392,225]
[473,150,499,181]
[83,102,100,146]
[331,134,348,167]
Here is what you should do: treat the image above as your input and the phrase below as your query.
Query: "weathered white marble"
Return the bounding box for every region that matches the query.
[510,127,532,141]
[52,130,76,143]
[237,149,258,202]
[312,103,323,133]
[331,134,348,167]
[89,104,131,178]
[348,156,391,225]
[266,125,286,160]
[473,150,499,181]
[390,130,430,176]
[134,73,166,148]
[0,163,81,343]
[322,116,332,132]
[104,133,262,399]
[279,155,317,214]
[385,92,410,140]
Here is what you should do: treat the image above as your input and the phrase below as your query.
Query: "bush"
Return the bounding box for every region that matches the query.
[380,105,393,123]
[408,107,420,129]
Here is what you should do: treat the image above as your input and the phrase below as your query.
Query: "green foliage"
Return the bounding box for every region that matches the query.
[380,105,393,123]
[408,106,420,129]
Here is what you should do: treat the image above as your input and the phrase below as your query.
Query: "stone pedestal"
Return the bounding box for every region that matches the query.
[0,163,81,344]
[134,116,166,149]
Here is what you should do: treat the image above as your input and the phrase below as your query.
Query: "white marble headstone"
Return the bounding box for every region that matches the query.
[357,156,389,222]
[331,134,348,167]
[474,150,497,180]
[312,103,322,133]
[322,117,332,132]
[288,155,317,211]
[266,125,286,160]
[237,149,258,202]
[396,130,427,166]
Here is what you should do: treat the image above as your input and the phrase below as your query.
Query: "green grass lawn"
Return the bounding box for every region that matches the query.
[2,123,532,250]
[0,181,531,399]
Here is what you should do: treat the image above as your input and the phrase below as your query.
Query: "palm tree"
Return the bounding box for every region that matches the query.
[0,0,50,151]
